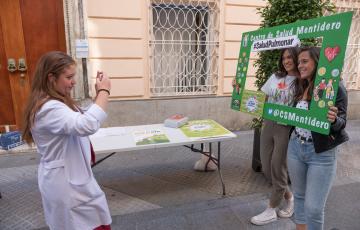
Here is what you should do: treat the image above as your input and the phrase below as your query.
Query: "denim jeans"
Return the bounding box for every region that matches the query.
[287,134,337,230]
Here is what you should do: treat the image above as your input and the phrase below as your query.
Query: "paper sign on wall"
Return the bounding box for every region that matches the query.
[75,39,89,58]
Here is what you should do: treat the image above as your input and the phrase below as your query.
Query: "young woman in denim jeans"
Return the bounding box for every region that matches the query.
[287,46,349,230]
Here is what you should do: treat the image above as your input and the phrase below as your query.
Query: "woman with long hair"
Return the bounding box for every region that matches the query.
[23,51,112,230]
[251,47,300,225]
[287,46,349,230]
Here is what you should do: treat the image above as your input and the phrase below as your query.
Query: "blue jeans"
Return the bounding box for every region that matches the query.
[287,134,337,230]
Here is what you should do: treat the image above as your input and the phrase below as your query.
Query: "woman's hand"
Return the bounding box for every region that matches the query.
[94,71,111,111]
[232,78,236,88]
[327,106,338,123]
[95,71,111,94]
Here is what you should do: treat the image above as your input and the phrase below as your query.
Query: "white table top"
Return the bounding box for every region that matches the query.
[90,123,237,154]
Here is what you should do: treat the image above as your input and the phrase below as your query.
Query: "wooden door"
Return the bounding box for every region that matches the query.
[0,0,66,132]
[0,20,16,128]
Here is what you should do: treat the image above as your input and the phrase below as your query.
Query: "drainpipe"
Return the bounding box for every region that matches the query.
[77,0,90,99]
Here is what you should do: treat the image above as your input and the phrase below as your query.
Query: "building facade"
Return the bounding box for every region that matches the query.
[77,0,359,129]
[1,0,359,130]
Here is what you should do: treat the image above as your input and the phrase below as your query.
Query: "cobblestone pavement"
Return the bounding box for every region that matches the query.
[1,120,359,230]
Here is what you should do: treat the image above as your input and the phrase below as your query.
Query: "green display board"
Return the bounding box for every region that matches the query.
[180,119,232,139]
[240,90,266,117]
[231,12,353,135]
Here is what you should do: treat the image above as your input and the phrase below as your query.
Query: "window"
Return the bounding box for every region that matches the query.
[149,0,219,96]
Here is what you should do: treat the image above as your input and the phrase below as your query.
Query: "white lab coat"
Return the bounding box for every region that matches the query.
[31,100,112,230]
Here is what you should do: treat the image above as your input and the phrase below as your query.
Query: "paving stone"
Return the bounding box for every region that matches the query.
[325,182,360,230]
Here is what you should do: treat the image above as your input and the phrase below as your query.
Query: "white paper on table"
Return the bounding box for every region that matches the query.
[91,127,127,138]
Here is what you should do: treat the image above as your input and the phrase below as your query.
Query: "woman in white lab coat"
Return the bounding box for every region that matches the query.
[22,51,112,230]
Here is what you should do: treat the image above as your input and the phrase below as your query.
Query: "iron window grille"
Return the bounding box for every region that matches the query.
[149,0,219,97]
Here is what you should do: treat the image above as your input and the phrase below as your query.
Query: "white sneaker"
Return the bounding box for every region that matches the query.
[250,207,277,225]
[278,196,294,218]
[193,154,217,171]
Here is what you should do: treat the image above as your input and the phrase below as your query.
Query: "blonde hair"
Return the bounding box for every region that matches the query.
[22,51,76,143]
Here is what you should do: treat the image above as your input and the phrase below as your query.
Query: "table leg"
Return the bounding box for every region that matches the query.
[91,152,117,168]
[204,142,213,172]
[185,143,226,195]
[216,142,226,196]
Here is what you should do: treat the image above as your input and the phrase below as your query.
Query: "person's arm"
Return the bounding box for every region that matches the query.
[36,100,107,136]
[94,71,111,111]
[232,78,236,88]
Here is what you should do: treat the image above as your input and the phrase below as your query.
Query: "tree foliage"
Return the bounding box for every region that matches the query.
[254,0,335,90]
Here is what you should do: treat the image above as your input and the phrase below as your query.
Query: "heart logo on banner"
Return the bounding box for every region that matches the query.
[324,46,340,62]
[268,109,273,115]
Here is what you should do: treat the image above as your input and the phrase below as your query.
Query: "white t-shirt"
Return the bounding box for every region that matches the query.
[295,100,312,139]
[261,74,296,106]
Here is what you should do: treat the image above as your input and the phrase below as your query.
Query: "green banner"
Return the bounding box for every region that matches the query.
[231,12,353,135]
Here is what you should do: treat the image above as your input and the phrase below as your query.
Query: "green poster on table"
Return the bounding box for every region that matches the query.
[231,12,353,135]
[132,129,170,145]
[180,120,232,139]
